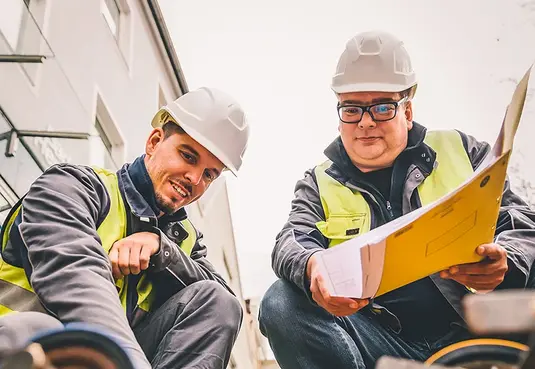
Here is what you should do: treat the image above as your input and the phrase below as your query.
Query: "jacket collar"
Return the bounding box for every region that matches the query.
[117,155,187,223]
[323,122,436,184]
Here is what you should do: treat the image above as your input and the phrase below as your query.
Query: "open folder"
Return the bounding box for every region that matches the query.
[316,63,533,299]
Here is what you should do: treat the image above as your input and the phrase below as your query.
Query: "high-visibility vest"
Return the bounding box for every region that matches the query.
[0,166,197,316]
[314,130,474,247]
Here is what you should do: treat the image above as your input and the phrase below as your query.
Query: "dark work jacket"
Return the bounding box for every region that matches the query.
[271,122,535,334]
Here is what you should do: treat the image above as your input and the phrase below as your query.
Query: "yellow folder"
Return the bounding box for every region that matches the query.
[376,150,510,296]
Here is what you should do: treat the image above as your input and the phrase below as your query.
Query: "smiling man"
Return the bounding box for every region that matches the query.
[0,87,250,369]
[258,31,535,369]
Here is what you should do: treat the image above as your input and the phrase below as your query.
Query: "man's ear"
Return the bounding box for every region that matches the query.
[404,101,414,130]
[145,128,165,157]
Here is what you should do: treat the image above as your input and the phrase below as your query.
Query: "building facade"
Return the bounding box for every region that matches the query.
[187,179,261,369]
[246,297,281,369]
[0,0,257,367]
[0,0,187,217]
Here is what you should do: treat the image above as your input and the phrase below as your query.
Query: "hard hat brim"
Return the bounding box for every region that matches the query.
[331,82,417,94]
[151,108,239,177]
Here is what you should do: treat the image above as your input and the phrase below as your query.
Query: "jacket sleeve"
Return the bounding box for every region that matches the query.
[271,168,329,297]
[18,164,151,369]
[459,131,535,287]
[149,226,235,296]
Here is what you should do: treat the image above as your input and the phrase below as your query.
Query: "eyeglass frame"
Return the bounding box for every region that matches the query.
[337,97,408,124]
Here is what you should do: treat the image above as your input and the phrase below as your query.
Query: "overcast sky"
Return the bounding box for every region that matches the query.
[160,0,535,299]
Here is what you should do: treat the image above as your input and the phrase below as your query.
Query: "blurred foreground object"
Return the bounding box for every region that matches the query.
[0,326,134,369]
[376,290,535,369]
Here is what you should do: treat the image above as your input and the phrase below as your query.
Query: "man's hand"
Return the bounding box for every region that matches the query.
[109,232,160,280]
[440,243,508,291]
[307,253,369,316]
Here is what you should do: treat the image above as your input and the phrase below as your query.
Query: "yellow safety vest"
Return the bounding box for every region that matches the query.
[314,130,474,247]
[0,166,197,316]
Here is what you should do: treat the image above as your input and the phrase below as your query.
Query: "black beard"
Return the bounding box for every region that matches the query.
[155,193,177,215]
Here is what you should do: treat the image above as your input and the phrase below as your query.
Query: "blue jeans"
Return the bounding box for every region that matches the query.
[259,279,475,369]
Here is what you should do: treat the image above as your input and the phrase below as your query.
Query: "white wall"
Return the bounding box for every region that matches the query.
[0,0,179,176]
[186,177,259,369]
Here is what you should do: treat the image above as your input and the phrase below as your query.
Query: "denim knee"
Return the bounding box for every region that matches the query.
[259,279,306,336]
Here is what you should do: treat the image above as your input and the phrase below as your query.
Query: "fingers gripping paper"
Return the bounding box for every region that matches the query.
[316,64,533,299]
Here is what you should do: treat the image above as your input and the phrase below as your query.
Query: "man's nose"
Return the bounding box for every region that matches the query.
[185,169,204,186]
[358,112,377,130]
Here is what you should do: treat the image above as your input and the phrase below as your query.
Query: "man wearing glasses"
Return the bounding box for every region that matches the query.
[258,31,535,368]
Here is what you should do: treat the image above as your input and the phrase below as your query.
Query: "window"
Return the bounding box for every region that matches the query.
[1,0,49,85]
[101,0,120,37]
[101,0,132,67]
[89,94,125,170]
[0,0,30,51]
[90,117,117,170]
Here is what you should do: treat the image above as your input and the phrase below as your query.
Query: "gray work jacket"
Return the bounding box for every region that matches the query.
[271,122,535,332]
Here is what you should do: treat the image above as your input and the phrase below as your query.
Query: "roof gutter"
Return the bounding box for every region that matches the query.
[143,0,189,97]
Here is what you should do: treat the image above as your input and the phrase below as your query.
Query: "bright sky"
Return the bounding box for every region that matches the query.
[160,0,535,299]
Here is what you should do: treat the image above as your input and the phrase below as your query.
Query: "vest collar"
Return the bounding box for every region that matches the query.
[323,122,436,184]
[117,158,187,223]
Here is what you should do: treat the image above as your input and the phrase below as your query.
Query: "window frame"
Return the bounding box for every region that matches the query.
[90,93,126,170]
[101,0,121,38]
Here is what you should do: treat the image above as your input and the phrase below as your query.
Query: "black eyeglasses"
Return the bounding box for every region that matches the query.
[337,97,407,124]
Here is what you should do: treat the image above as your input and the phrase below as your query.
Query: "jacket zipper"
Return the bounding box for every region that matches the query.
[386,200,394,218]
[345,183,394,228]
[345,183,398,320]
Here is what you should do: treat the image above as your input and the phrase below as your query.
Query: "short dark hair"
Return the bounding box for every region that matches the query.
[162,121,186,139]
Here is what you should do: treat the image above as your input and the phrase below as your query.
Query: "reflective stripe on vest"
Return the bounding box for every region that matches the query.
[314,130,474,248]
[0,166,197,315]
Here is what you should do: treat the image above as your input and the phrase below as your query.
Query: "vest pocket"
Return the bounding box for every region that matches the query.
[316,214,367,243]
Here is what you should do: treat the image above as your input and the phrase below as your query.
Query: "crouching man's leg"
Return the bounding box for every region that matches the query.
[259,279,430,369]
[133,280,243,369]
[0,312,63,355]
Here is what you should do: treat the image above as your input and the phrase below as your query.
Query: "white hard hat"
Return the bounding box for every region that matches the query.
[331,31,417,94]
[151,87,249,176]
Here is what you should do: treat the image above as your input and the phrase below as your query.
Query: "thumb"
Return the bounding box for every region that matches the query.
[477,244,505,260]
